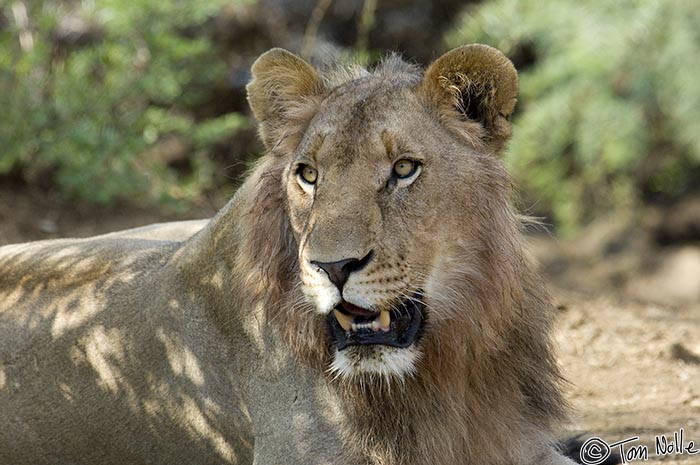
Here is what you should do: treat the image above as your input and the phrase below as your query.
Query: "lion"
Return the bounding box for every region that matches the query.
[0,45,580,465]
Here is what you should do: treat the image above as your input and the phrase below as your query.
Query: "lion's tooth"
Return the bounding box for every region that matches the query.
[334,309,353,331]
[379,310,391,331]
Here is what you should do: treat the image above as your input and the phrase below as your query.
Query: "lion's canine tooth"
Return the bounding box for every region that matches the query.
[334,309,353,331]
[379,310,391,331]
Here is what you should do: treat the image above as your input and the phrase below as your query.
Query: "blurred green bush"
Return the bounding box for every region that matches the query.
[3,0,698,230]
[448,0,700,233]
[0,0,247,205]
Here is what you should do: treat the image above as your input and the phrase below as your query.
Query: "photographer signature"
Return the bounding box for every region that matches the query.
[580,428,699,464]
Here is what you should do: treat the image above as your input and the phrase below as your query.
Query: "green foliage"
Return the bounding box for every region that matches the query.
[448,0,700,233]
[0,0,247,204]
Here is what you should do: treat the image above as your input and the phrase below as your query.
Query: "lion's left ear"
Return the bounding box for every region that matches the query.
[420,44,518,154]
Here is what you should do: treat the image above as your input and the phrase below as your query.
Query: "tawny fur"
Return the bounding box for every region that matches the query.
[0,45,577,465]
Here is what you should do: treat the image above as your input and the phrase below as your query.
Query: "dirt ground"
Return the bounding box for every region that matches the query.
[1,186,699,464]
[530,228,700,465]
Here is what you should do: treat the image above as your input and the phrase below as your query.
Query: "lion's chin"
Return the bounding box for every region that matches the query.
[329,345,422,380]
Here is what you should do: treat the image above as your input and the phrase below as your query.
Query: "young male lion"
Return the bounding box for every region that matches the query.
[0,45,580,465]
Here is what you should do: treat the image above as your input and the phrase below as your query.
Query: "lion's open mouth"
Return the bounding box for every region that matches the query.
[327,293,425,350]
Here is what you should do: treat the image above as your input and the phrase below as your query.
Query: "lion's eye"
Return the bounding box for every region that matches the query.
[297,164,318,185]
[393,159,418,179]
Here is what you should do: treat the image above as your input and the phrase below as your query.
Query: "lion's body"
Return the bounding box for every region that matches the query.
[0,181,350,465]
[0,45,579,465]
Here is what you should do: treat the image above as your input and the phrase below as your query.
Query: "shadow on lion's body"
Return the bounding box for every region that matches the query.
[0,45,578,465]
[0,197,351,464]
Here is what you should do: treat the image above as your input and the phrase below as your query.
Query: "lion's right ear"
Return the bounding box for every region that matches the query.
[247,48,325,151]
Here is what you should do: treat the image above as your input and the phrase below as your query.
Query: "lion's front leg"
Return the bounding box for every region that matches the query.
[533,447,580,465]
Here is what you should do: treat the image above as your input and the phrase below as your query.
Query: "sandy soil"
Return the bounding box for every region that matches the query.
[531,227,700,465]
[553,289,700,464]
[1,187,699,464]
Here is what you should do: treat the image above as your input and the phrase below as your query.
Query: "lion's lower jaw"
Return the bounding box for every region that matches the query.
[328,345,421,380]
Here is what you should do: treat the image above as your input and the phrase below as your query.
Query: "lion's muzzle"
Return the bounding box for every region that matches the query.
[327,293,425,350]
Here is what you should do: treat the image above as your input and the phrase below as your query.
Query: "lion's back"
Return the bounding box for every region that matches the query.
[0,219,208,310]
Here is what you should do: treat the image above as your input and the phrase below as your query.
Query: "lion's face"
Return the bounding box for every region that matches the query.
[285,83,484,378]
[247,46,518,379]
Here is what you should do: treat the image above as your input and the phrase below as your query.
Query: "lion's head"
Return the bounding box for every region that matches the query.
[244,46,553,390]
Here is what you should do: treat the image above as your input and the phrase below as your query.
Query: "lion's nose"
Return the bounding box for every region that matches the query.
[311,250,374,291]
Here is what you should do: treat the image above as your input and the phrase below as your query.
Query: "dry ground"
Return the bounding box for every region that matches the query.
[1,187,699,464]
[553,289,699,464]
[530,228,700,465]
